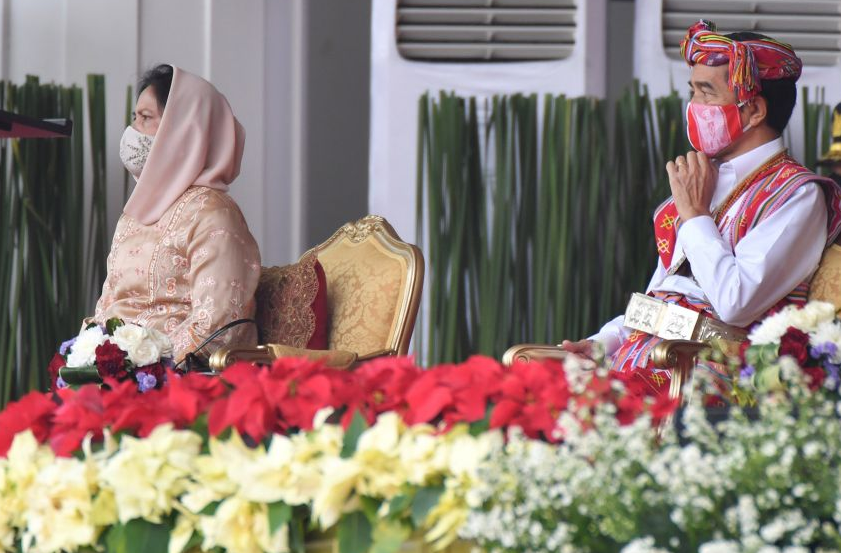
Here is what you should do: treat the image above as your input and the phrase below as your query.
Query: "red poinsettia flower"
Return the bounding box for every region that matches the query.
[779,326,810,365]
[269,357,357,431]
[208,362,278,441]
[489,361,570,440]
[0,391,57,457]
[404,369,455,425]
[95,340,129,380]
[50,385,106,456]
[353,357,421,419]
[164,371,228,428]
[100,377,171,437]
[438,356,503,427]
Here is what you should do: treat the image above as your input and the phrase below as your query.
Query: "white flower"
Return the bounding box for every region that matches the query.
[111,323,145,353]
[147,327,173,357]
[699,540,741,553]
[788,301,836,332]
[66,326,107,367]
[749,309,793,345]
[810,320,841,363]
[128,339,161,367]
[621,537,670,553]
[113,324,162,366]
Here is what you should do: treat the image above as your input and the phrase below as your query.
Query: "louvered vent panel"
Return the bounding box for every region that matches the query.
[397,0,577,62]
[662,0,841,66]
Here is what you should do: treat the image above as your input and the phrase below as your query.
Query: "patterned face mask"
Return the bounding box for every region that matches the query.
[119,125,155,181]
[685,101,750,157]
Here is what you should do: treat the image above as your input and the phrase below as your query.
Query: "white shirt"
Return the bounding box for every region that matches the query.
[591,137,828,356]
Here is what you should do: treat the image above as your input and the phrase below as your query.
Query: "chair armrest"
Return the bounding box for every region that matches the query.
[208,345,275,371]
[208,344,359,371]
[355,348,398,362]
[650,340,712,370]
[651,339,714,403]
[502,343,570,366]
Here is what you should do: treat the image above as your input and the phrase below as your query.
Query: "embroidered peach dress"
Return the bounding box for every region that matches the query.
[93,66,260,361]
[94,187,260,361]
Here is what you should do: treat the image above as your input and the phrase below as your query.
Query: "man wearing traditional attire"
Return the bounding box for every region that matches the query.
[562,20,841,391]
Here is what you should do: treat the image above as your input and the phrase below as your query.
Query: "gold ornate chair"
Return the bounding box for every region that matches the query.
[502,242,841,404]
[208,215,424,371]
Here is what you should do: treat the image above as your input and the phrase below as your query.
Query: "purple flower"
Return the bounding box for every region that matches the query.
[55,376,68,389]
[59,337,77,355]
[810,342,838,359]
[135,371,157,393]
[739,365,755,386]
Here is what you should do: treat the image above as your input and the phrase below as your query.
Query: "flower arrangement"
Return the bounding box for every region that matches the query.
[0,355,673,553]
[724,301,841,402]
[461,389,841,552]
[5,299,841,553]
[47,318,174,392]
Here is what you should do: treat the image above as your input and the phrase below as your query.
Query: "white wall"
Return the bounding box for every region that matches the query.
[0,0,307,267]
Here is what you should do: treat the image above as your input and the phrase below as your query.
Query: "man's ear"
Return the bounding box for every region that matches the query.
[744,95,768,128]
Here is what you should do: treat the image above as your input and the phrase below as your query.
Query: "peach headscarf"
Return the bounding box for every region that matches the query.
[123,66,246,225]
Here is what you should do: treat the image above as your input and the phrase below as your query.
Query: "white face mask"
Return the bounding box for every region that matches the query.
[119,125,155,181]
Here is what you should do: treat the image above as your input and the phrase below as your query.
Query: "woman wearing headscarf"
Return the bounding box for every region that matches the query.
[93,64,261,363]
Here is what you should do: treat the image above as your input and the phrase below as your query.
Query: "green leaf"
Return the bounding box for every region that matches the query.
[199,500,220,516]
[385,494,412,517]
[105,317,124,335]
[360,496,381,520]
[469,404,493,436]
[267,501,292,535]
[103,518,170,553]
[370,519,411,553]
[337,511,373,553]
[341,410,368,459]
[289,517,306,553]
[411,485,444,526]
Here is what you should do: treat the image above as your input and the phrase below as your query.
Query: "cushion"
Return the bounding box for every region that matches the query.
[810,243,841,312]
[266,344,357,369]
[254,252,328,349]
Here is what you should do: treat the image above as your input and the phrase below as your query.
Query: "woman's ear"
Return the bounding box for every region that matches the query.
[745,95,768,128]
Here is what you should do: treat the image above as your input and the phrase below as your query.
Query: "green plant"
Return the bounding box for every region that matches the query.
[0,75,108,407]
[802,86,832,172]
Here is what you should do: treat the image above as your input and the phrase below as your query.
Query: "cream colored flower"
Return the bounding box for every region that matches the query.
[199,497,289,553]
[423,487,469,551]
[67,326,107,367]
[311,456,362,528]
[5,431,55,529]
[20,455,99,553]
[180,448,238,514]
[353,412,408,499]
[169,513,199,553]
[398,425,446,485]
[0,458,14,552]
[100,424,201,523]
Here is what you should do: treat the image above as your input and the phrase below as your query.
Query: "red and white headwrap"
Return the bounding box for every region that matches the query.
[680,19,802,102]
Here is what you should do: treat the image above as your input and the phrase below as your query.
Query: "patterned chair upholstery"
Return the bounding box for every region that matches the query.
[208,215,424,370]
[502,240,841,403]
